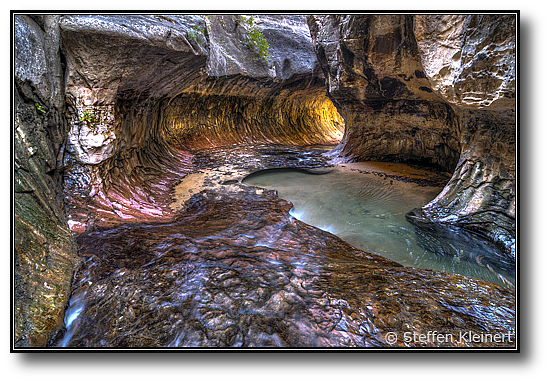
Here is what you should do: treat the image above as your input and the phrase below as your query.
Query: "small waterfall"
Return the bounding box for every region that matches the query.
[56,289,86,347]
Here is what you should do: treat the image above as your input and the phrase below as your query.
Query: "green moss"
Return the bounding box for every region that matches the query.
[188,26,206,47]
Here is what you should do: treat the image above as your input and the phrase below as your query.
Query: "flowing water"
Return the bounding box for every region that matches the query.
[54,147,515,347]
[244,164,515,289]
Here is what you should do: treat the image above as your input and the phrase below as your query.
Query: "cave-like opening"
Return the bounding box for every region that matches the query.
[161,91,344,150]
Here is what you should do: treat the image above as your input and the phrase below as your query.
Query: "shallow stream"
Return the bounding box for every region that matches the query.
[244,164,515,289]
[54,146,515,347]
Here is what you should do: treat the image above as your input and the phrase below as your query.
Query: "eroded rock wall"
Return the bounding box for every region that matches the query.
[161,89,343,149]
[308,14,516,256]
[414,15,515,109]
[59,15,210,231]
[59,15,209,168]
[413,15,516,257]
[14,15,80,346]
[163,15,343,149]
[14,13,516,346]
[59,14,344,234]
[412,105,516,257]
[307,15,461,171]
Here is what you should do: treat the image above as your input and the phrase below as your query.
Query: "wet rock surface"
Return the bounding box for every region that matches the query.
[13,13,517,349]
[58,145,515,348]
[14,15,80,347]
[308,14,516,258]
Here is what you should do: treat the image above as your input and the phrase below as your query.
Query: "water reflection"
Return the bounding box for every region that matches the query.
[244,166,515,289]
[55,146,515,347]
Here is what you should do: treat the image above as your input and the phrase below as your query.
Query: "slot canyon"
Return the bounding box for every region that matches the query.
[13,14,516,348]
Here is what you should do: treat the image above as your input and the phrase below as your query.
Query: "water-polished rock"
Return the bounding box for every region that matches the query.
[307,14,516,258]
[59,145,515,348]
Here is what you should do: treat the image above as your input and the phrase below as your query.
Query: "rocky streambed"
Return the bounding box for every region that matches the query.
[14,13,516,349]
[55,145,515,348]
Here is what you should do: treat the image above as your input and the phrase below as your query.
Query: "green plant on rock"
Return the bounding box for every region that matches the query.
[78,110,102,134]
[78,110,96,124]
[34,103,46,114]
[188,26,206,46]
[236,15,269,63]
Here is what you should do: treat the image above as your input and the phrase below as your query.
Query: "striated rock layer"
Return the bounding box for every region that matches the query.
[15,14,345,345]
[161,89,343,149]
[413,15,516,258]
[307,14,516,257]
[59,14,342,163]
[59,14,344,225]
[14,15,80,346]
[13,13,517,347]
[60,145,515,348]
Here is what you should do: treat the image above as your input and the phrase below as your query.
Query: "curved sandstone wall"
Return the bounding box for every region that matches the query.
[307,14,516,257]
[59,14,343,193]
[161,90,343,149]
[13,13,516,346]
[413,15,516,258]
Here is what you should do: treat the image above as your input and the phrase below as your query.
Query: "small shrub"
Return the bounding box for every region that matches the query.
[236,16,269,63]
[188,26,206,46]
[78,110,96,124]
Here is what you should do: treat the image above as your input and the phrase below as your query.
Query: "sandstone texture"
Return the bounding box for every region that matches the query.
[14,15,80,346]
[164,15,343,149]
[414,15,515,109]
[307,15,461,172]
[308,14,516,257]
[413,15,516,258]
[13,13,516,347]
[59,14,344,216]
[61,145,515,347]
[59,14,209,168]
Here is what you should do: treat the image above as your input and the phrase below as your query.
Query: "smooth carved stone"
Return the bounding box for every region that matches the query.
[308,14,516,257]
[61,145,515,348]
